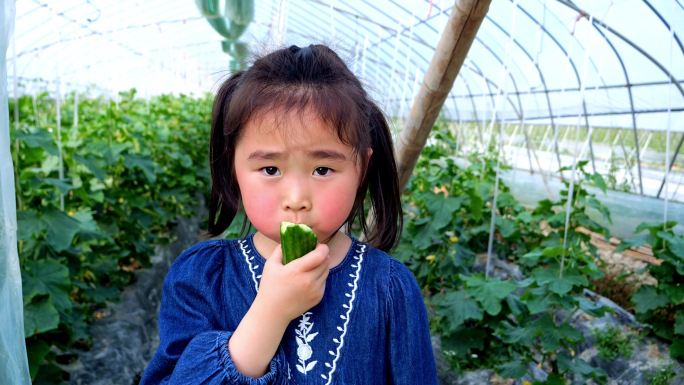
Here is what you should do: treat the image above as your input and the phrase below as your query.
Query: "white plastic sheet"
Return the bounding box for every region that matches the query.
[1,0,31,383]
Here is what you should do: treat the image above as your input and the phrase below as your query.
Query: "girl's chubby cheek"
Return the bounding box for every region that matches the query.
[241,193,279,229]
[315,193,355,233]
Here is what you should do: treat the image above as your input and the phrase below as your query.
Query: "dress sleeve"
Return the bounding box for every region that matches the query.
[386,259,438,385]
[140,242,289,385]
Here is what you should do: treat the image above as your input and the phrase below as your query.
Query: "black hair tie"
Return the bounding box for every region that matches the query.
[289,45,300,53]
[299,44,314,59]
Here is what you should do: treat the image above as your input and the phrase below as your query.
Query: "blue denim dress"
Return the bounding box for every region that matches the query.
[140,235,438,385]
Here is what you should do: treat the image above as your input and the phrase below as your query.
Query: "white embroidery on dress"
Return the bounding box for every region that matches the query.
[320,244,366,384]
[240,238,366,384]
[294,312,318,374]
[238,239,260,291]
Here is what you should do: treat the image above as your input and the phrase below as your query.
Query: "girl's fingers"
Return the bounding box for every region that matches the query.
[289,243,329,272]
[269,245,283,266]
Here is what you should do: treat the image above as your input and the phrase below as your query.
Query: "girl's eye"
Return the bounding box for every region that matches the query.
[261,166,280,176]
[313,167,333,176]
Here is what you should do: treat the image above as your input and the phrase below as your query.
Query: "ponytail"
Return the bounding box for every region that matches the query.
[352,102,402,251]
[207,71,244,237]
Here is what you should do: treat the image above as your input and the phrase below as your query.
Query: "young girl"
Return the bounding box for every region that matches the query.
[141,44,438,385]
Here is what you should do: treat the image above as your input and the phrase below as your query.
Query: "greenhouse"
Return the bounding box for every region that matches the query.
[1,0,683,384]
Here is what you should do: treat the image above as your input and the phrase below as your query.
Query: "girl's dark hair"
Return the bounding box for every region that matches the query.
[207,44,402,251]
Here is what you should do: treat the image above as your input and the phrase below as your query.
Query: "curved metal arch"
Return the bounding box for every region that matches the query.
[462,62,522,123]
[264,1,441,100]
[591,25,643,194]
[280,3,405,96]
[358,0,448,105]
[458,75,485,143]
[474,35,538,122]
[308,1,475,121]
[337,2,445,85]
[486,14,564,174]
[473,36,538,171]
[365,0,446,51]
[558,0,684,197]
[557,1,684,98]
[304,3,441,105]
[643,0,684,56]
[513,1,602,174]
[469,61,511,133]
[642,0,684,198]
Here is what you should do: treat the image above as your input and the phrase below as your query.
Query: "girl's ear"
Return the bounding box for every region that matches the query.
[358,147,374,182]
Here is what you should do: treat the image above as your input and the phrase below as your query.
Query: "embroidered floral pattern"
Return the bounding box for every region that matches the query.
[238,239,261,291]
[320,244,365,385]
[295,312,318,374]
[238,237,367,384]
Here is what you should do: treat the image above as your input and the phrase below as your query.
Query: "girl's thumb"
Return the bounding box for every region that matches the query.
[270,244,284,265]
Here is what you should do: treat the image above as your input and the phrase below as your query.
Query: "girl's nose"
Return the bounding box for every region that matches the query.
[282,178,312,212]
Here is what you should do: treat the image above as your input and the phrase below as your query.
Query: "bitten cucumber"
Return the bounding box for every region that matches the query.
[280,222,317,264]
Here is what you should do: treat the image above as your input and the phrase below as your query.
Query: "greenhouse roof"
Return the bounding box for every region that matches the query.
[10,0,683,132]
[6,0,684,201]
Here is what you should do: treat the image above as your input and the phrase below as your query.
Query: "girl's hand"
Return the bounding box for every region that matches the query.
[255,243,330,322]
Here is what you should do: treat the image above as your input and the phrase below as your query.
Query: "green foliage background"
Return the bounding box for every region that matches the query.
[8,93,683,384]
[10,90,212,383]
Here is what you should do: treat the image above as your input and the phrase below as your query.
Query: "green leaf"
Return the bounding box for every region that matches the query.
[17,210,45,241]
[542,246,566,258]
[521,250,543,266]
[659,232,684,259]
[73,154,107,180]
[531,266,587,295]
[23,296,60,337]
[125,154,157,182]
[426,195,462,231]
[557,352,599,376]
[635,221,661,234]
[496,217,517,239]
[587,196,612,224]
[517,211,532,224]
[73,208,101,234]
[497,359,528,379]
[411,222,434,250]
[675,311,684,336]
[526,293,555,314]
[537,374,566,385]
[42,177,75,194]
[616,233,651,253]
[549,272,588,295]
[440,327,486,356]
[591,173,607,193]
[671,337,684,360]
[468,188,483,221]
[433,290,483,329]
[83,285,120,304]
[463,276,516,316]
[632,286,669,314]
[22,259,72,313]
[26,339,51,379]
[42,207,80,251]
[17,130,58,156]
[664,284,684,305]
[556,322,583,343]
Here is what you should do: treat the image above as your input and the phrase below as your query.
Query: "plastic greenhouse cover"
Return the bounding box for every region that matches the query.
[8,0,683,133]
[0,0,31,384]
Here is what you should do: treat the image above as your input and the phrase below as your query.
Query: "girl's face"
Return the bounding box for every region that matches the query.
[234,108,367,245]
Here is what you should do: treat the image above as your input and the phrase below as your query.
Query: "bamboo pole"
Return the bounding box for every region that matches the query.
[395,0,492,191]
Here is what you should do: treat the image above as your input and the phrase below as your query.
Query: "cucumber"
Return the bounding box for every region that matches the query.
[280,222,317,264]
